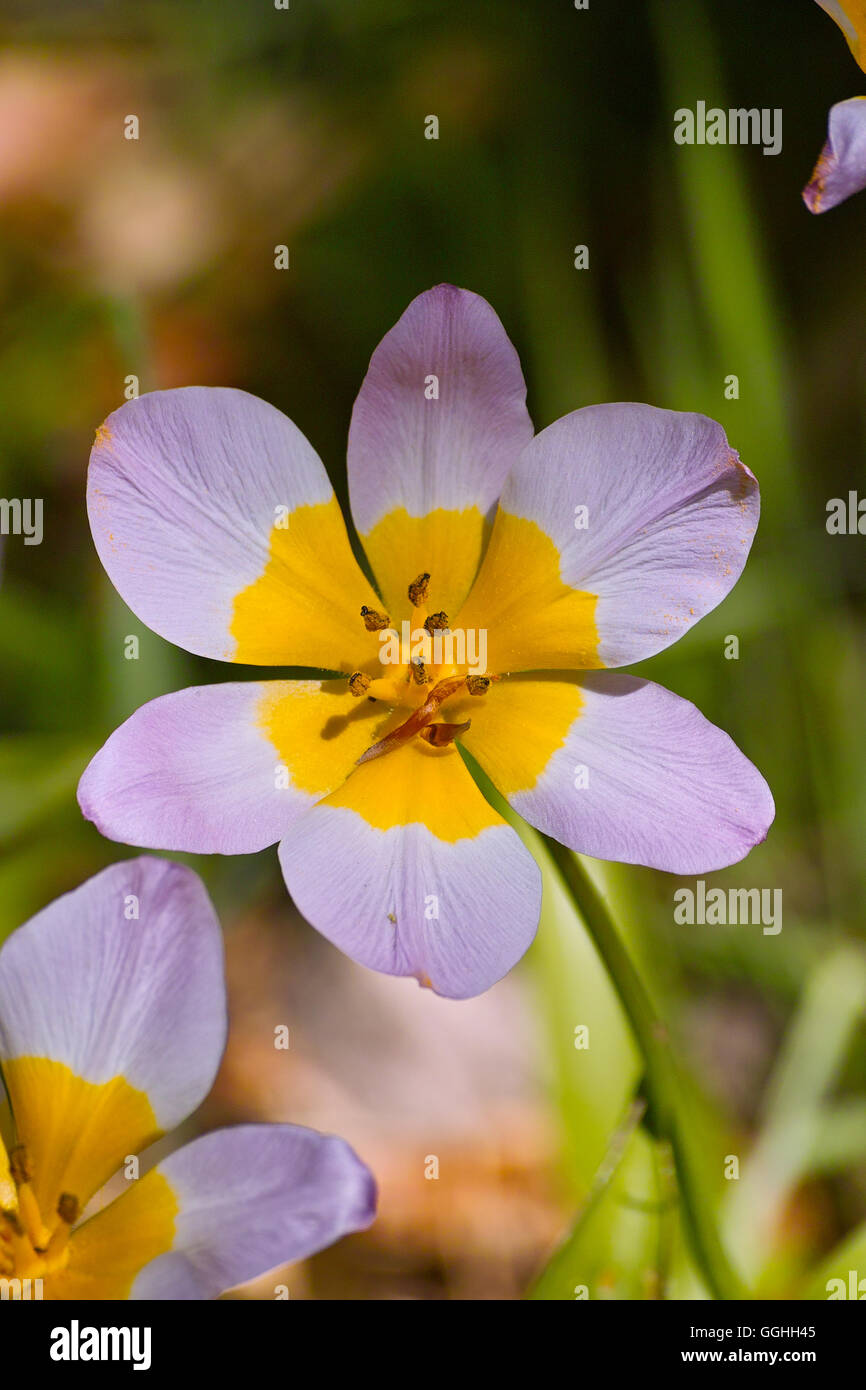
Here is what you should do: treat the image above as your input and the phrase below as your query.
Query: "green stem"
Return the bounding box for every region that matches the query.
[542,836,748,1301]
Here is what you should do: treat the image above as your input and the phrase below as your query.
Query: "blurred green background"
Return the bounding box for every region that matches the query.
[1,0,865,1299]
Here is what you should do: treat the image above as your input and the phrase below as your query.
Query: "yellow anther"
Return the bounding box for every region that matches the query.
[348,671,372,697]
[423,611,449,634]
[410,658,430,685]
[360,605,390,632]
[466,675,491,696]
[44,1193,78,1264]
[9,1145,32,1187]
[408,572,430,607]
[56,1193,79,1226]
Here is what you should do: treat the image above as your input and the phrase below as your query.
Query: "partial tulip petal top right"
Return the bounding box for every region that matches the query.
[805,2,866,211]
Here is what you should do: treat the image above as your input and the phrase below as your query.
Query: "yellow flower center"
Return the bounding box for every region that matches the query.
[0,1144,78,1281]
[348,572,493,761]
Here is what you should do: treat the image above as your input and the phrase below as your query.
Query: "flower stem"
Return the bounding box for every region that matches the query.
[541,835,748,1301]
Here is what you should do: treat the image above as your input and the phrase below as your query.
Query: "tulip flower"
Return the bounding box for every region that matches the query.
[79,286,773,999]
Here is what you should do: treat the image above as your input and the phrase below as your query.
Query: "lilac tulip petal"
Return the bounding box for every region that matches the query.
[348,284,534,618]
[462,673,774,873]
[278,742,542,999]
[803,97,866,213]
[127,1124,376,1299]
[88,386,379,668]
[458,403,758,671]
[77,680,381,855]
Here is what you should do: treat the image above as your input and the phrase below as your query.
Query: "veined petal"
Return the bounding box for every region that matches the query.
[88,387,380,669]
[461,672,774,873]
[803,97,866,213]
[348,285,534,620]
[50,1125,375,1300]
[78,680,385,855]
[456,404,758,671]
[0,859,225,1213]
[815,1,866,69]
[279,741,542,999]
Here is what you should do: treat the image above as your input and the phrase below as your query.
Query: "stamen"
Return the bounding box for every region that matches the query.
[10,1146,51,1251]
[423,611,449,634]
[466,675,491,696]
[44,1193,78,1263]
[348,671,372,697]
[410,657,430,685]
[56,1193,79,1226]
[357,674,467,764]
[419,719,471,747]
[360,605,390,632]
[9,1145,31,1187]
[408,572,430,607]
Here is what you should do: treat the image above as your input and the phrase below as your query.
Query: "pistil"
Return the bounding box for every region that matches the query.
[357,674,467,765]
[419,720,471,748]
